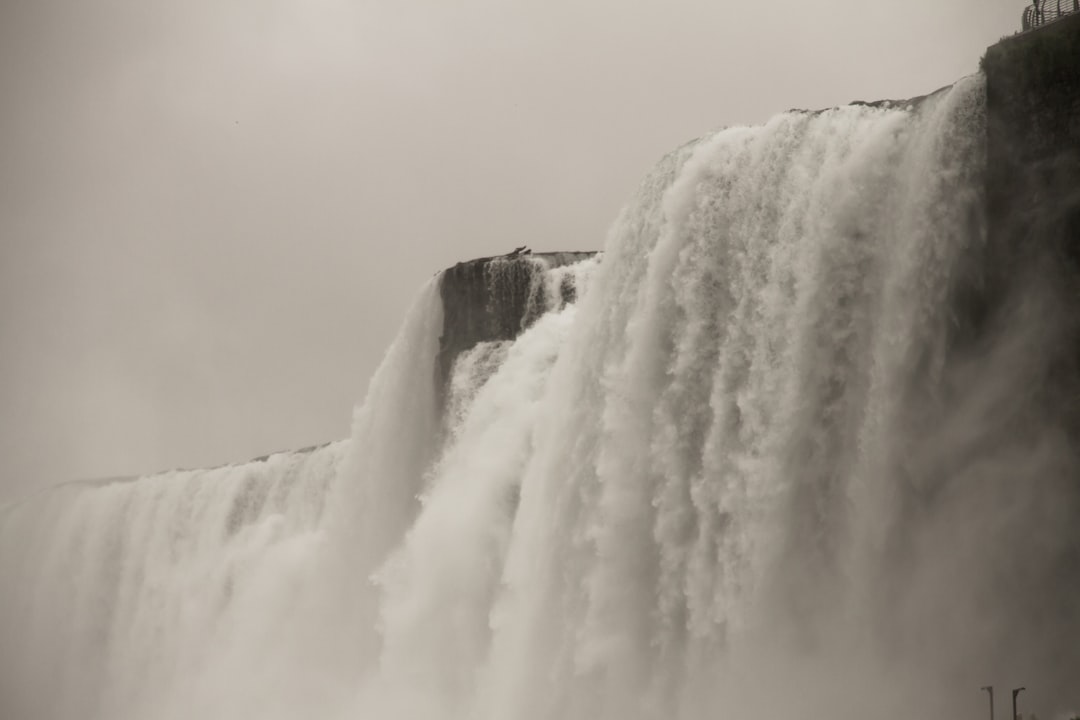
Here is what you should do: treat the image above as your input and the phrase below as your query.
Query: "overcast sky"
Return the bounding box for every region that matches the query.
[0,0,1025,502]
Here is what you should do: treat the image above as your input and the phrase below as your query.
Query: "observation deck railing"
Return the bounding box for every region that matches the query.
[1022,0,1080,30]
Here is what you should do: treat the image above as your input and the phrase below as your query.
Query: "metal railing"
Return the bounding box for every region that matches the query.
[1022,0,1080,30]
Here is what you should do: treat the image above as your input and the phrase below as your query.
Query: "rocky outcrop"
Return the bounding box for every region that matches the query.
[983,13,1080,265]
[982,13,1080,422]
[435,251,596,410]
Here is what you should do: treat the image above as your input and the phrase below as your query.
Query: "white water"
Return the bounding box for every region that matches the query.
[3,76,1079,720]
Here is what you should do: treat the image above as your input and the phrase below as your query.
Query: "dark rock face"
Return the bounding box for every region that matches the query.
[435,251,596,410]
[984,14,1080,267]
[982,14,1080,416]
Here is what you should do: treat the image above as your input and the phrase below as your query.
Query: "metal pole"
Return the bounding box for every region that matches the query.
[983,686,995,720]
[1012,687,1026,720]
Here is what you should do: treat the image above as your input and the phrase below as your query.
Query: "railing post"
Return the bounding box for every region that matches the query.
[1012,687,1026,720]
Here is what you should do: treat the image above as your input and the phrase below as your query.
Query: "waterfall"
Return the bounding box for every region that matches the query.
[3,74,1078,720]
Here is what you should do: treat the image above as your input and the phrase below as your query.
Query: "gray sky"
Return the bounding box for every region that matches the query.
[0,0,1024,502]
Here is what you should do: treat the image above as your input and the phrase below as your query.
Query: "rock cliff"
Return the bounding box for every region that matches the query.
[435,251,596,409]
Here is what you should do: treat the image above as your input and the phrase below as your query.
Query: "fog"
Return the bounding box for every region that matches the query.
[0,0,1025,502]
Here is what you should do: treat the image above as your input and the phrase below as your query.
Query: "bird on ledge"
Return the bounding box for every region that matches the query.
[508,246,531,257]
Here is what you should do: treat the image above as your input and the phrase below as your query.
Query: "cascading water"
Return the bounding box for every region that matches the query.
[0,281,445,720]
[2,74,1078,720]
